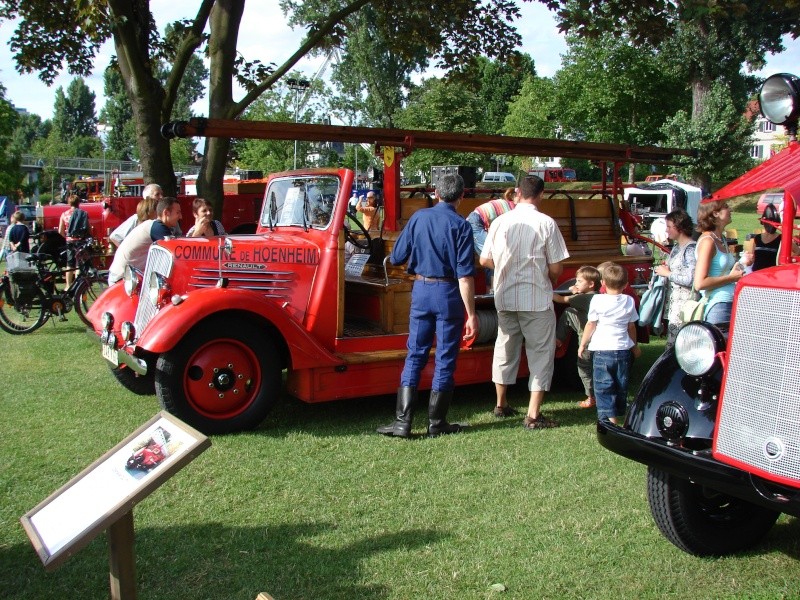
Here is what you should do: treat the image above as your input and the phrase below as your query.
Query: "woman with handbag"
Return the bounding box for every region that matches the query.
[693,199,752,325]
[654,209,697,346]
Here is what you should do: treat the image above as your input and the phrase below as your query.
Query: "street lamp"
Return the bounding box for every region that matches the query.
[287,77,310,168]
[96,123,113,187]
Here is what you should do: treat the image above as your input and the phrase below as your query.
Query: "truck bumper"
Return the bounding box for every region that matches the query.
[89,328,149,375]
[596,420,800,517]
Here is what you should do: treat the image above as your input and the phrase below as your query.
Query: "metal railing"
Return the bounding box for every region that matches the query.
[20,154,201,175]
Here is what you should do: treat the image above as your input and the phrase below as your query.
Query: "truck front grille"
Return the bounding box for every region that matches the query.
[715,286,800,485]
[188,268,294,297]
[133,246,173,335]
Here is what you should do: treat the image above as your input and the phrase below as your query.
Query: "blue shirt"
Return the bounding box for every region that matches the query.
[8,223,30,253]
[151,220,176,241]
[390,202,475,279]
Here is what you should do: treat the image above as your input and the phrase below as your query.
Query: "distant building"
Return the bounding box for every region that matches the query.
[747,100,787,162]
[751,116,787,161]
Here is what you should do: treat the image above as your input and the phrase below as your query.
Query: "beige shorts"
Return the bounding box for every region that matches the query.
[492,309,556,392]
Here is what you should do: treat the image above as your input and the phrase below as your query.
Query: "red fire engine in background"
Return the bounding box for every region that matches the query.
[88,119,690,435]
[37,171,266,251]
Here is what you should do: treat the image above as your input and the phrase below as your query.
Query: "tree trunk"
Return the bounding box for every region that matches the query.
[197,0,245,217]
[108,0,177,196]
[690,76,713,193]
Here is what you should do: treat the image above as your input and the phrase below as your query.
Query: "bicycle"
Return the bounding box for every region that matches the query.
[0,237,109,334]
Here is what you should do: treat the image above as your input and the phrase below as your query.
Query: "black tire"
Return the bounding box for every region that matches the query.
[73,272,109,327]
[154,316,283,434]
[646,466,779,556]
[0,281,48,335]
[110,364,156,396]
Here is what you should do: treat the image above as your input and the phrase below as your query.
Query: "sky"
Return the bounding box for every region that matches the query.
[1,1,799,120]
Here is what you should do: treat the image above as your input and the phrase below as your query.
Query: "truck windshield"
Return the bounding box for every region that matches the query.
[261,175,340,229]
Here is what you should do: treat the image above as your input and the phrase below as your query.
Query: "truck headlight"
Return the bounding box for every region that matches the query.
[147,271,169,306]
[123,265,141,297]
[120,321,135,342]
[760,73,800,125]
[675,322,725,376]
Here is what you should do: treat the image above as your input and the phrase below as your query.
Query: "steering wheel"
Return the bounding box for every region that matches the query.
[344,212,372,250]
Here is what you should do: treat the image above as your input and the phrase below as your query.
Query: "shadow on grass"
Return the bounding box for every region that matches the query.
[1,521,445,600]
[252,377,604,440]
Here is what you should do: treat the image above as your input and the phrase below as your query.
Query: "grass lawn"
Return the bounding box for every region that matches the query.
[2,290,800,599]
[1,200,799,599]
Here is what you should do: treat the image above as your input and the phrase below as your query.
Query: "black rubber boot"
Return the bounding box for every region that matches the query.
[376,386,417,438]
[427,390,467,438]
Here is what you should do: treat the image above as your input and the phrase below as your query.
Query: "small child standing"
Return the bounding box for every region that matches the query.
[578,263,641,424]
[553,265,601,409]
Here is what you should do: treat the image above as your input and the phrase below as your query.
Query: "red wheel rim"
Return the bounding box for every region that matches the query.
[183,337,262,420]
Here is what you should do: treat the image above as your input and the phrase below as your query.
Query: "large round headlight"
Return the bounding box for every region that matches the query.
[120,321,135,342]
[123,265,140,297]
[675,322,724,376]
[760,73,800,125]
[148,271,164,305]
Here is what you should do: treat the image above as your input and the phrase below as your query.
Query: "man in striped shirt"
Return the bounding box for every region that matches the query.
[466,189,516,290]
[480,176,569,429]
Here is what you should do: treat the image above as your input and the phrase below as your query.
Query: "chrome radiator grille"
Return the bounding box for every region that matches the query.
[133,246,173,335]
[715,286,800,484]
[187,267,294,298]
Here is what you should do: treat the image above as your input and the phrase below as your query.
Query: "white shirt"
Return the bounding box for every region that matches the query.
[109,214,139,247]
[587,293,638,351]
[481,203,569,312]
[108,220,157,284]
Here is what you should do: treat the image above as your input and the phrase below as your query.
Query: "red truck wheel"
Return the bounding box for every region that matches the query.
[155,317,282,434]
[646,466,779,556]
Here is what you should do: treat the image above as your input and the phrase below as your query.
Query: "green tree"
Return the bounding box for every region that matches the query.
[9,111,49,158]
[472,54,536,135]
[328,5,427,127]
[502,75,558,172]
[51,78,97,142]
[2,0,525,210]
[542,0,800,188]
[550,34,689,181]
[0,82,21,196]
[661,81,754,189]
[394,76,486,180]
[100,66,136,161]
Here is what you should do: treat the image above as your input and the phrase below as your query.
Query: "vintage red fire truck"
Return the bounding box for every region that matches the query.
[597,73,800,555]
[87,119,690,434]
[37,173,266,250]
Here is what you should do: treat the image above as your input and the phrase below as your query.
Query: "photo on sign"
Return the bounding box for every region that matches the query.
[124,426,182,479]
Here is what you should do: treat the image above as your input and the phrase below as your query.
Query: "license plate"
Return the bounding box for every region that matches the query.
[102,343,119,366]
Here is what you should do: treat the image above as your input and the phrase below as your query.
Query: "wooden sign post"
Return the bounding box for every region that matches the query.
[21,412,210,599]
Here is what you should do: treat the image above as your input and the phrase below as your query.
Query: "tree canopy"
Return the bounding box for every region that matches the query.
[1,0,525,209]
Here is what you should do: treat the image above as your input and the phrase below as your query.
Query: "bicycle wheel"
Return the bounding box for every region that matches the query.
[73,271,109,327]
[0,281,48,334]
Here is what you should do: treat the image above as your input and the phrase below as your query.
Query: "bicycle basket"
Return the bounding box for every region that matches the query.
[7,253,39,304]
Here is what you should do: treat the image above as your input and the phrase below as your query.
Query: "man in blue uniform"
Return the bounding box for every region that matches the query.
[377,174,478,438]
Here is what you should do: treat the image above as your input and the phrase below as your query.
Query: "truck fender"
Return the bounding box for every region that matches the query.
[135,287,342,370]
[86,281,138,334]
[626,348,717,442]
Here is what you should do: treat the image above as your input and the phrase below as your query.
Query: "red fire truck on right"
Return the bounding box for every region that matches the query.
[599,73,800,556]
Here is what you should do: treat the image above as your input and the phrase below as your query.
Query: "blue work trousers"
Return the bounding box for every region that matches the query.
[400,279,465,391]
